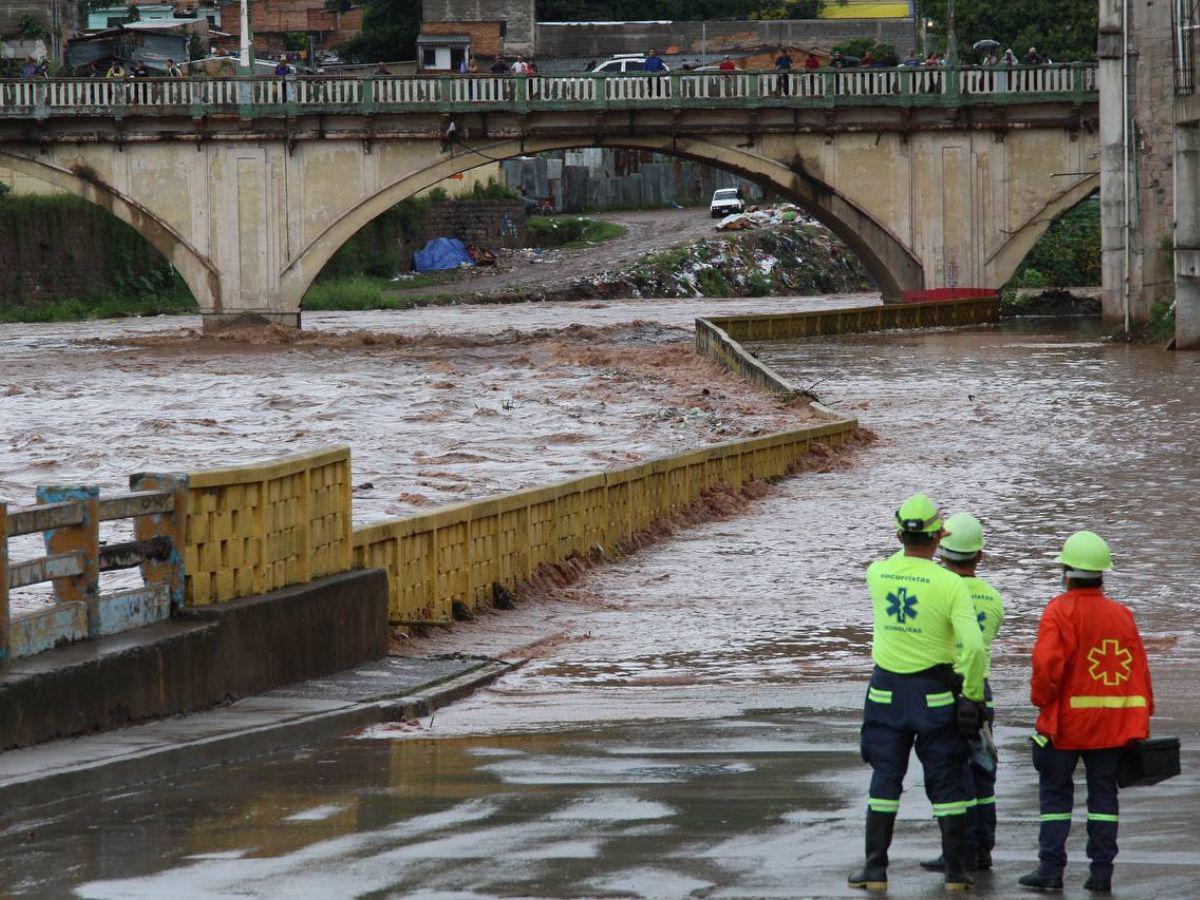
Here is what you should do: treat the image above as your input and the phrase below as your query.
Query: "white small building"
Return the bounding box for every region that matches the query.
[416,33,470,72]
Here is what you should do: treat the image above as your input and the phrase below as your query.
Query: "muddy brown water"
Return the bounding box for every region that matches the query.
[2,314,1199,897]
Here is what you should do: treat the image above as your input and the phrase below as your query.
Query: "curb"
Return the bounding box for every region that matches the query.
[0,659,515,811]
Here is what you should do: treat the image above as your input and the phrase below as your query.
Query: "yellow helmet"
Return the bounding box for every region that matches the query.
[940,513,984,561]
[895,493,943,534]
[1056,530,1113,574]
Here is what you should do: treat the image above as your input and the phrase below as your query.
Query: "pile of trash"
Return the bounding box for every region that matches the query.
[548,218,873,301]
[714,203,816,232]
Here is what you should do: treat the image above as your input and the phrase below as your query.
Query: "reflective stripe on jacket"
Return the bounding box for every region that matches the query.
[1031,587,1153,750]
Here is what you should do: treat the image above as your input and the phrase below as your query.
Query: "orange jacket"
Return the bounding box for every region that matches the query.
[1030,587,1153,750]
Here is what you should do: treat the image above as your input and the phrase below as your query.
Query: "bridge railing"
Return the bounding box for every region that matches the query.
[0,64,1097,116]
[0,475,186,662]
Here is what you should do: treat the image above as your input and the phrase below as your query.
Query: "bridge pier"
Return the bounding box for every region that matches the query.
[202,311,302,333]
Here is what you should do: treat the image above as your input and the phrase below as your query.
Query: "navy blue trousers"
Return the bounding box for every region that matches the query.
[964,680,996,850]
[860,667,970,818]
[1032,737,1122,875]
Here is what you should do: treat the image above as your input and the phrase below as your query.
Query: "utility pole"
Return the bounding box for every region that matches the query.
[239,0,252,72]
[945,0,958,64]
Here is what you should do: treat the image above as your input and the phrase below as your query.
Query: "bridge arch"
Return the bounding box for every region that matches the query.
[986,173,1101,288]
[279,135,925,309]
[0,151,219,312]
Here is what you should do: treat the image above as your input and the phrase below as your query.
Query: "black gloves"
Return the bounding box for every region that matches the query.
[956,696,986,736]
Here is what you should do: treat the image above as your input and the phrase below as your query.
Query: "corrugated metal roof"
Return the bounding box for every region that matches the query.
[417,33,471,47]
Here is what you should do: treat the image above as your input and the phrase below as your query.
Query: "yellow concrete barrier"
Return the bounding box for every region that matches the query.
[696,297,1001,398]
[183,447,353,606]
[352,420,856,624]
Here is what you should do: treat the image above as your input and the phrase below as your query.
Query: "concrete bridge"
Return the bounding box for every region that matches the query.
[0,66,1098,328]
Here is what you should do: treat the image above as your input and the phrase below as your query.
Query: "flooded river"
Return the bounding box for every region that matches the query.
[2,313,1199,897]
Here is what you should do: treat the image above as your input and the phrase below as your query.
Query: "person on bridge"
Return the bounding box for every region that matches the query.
[1018,531,1154,895]
[849,494,986,894]
[643,49,666,73]
[920,513,1005,874]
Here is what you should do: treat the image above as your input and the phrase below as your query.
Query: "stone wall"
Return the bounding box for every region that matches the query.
[535,18,916,58]
[423,0,535,56]
[418,198,526,249]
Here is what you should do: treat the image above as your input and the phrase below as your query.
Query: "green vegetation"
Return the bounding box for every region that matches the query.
[1146,299,1176,344]
[336,0,422,63]
[0,194,196,323]
[303,274,456,309]
[526,216,626,249]
[831,37,898,65]
[0,291,195,324]
[923,0,1097,62]
[1008,197,1100,290]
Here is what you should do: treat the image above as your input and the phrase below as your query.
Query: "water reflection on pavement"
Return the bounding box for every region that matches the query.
[3,317,1200,898]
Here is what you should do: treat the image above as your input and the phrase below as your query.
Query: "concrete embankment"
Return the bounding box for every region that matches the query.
[0,570,388,750]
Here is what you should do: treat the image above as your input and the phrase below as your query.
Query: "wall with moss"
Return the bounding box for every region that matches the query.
[0,194,185,307]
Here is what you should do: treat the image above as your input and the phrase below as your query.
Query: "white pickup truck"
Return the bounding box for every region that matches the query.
[710,188,746,218]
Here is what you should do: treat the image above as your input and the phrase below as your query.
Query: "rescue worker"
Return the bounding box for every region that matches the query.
[921,513,1005,872]
[849,494,987,893]
[1019,531,1153,894]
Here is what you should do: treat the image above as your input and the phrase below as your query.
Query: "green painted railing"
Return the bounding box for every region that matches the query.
[0,64,1097,118]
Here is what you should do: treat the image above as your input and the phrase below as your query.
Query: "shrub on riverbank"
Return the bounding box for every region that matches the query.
[526,216,627,248]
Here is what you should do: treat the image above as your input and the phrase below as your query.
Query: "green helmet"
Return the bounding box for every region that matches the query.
[895,493,943,534]
[1056,530,1113,574]
[940,512,984,560]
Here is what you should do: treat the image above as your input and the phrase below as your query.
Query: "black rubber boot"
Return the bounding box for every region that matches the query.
[920,845,980,872]
[848,810,895,891]
[1083,865,1113,893]
[940,815,974,892]
[1018,863,1065,892]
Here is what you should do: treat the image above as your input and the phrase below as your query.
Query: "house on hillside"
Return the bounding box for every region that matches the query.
[84,3,223,32]
[222,0,363,58]
[420,0,535,67]
[0,0,80,63]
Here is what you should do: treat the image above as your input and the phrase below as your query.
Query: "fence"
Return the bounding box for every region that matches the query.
[352,420,855,625]
[0,64,1098,117]
[179,447,353,607]
[0,475,186,661]
[695,296,1000,399]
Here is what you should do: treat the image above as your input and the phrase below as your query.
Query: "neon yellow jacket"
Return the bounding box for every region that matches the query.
[962,575,1004,680]
[867,552,986,700]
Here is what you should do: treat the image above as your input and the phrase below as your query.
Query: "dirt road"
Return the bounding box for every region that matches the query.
[388,208,723,301]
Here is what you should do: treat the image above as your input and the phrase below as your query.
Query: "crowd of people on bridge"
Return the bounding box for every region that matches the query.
[10,40,1065,83]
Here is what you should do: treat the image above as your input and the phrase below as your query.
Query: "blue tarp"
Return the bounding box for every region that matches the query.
[413,237,472,272]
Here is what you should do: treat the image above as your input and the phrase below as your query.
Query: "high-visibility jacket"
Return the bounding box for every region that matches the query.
[867,551,986,700]
[964,575,1004,679]
[1030,586,1153,750]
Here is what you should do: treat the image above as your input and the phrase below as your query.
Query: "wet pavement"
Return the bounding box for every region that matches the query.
[2,316,1199,897]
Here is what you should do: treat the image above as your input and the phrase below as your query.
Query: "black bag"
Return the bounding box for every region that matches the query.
[1118,737,1181,788]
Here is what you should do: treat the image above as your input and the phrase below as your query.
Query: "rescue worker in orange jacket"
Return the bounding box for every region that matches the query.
[1019,531,1153,895]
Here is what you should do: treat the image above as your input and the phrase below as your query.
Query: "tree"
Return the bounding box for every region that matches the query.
[920,0,1096,63]
[336,0,421,63]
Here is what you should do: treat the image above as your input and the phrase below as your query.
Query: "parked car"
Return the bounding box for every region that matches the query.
[591,55,671,74]
[710,188,746,218]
